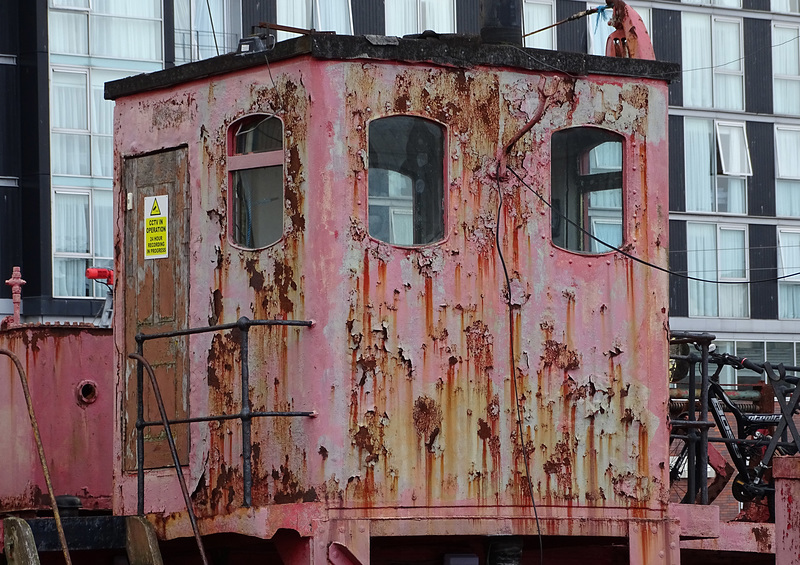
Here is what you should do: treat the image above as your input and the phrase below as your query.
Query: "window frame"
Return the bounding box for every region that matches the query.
[366,114,448,248]
[686,221,750,318]
[227,114,286,251]
[523,0,556,50]
[384,0,457,37]
[682,13,744,111]
[550,126,625,255]
[51,186,114,299]
[684,117,751,215]
[772,22,800,116]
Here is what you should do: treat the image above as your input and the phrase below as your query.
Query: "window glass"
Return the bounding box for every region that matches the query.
[682,14,743,110]
[735,341,764,385]
[774,24,800,116]
[551,128,623,254]
[682,13,712,108]
[54,192,90,254]
[52,71,88,130]
[713,340,736,385]
[368,116,445,246]
[687,223,748,318]
[779,230,800,317]
[685,118,749,214]
[90,15,162,60]
[716,123,752,177]
[385,0,455,36]
[776,127,800,216]
[229,116,284,249]
[49,11,89,54]
[174,0,241,63]
[773,0,800,12]
[523,0,554,50]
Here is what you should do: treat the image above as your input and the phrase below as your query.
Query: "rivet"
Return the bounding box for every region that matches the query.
[588,263,592,267]
[606,260,611,265]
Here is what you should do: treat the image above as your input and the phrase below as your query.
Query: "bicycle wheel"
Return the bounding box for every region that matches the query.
[669,435,697,504]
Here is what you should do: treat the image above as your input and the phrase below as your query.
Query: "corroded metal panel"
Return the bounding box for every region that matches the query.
[111,51,670,544]
[0,326,113,512]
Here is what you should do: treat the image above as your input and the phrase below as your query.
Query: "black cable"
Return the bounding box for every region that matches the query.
[495,164,545,565]
[507,165,800,285]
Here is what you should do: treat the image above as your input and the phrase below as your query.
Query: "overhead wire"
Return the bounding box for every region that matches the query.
[495,163,545,565]
[505,165,800,285]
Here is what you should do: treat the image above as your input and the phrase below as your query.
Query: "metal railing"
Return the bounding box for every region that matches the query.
[130,316,315,564]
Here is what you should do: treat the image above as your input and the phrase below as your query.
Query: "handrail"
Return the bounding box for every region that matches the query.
[0,348,72,565]
[131,316,316,535]
[129,353,209,565]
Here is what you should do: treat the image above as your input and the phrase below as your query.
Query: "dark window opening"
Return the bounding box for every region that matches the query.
[229,115,283,249]
[368,116,445,246]
[551,128,624,254]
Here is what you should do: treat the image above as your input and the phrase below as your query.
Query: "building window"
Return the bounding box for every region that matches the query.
[682,14,743,111]
[687,223,749,318]
[228,115,284,249]
[682,0,741,5]
[712,340,795,386]
[49,0,163,61]
[368,116,445,246]
[52,188,113,298]
[776,126,800,216]
[773,0,800,13]
[51,67,126,178]
[275,0,351,41]
[523,0,555,50]
[586,3,650,56]
[779,229,800,318]
[384,0,455,37]
[773,23,800,116]
[175,0,241,63]
[684,118,751,214]
[551,128,623,254]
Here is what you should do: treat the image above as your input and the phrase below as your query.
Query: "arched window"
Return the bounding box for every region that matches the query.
[228,115,284,249]
[551,128,624,254]
[368,116,445,246]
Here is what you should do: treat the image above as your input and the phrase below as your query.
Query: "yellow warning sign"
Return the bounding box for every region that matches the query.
[144,195,168,260]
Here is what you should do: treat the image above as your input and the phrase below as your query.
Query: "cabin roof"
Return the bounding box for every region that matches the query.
[105,33,680,100]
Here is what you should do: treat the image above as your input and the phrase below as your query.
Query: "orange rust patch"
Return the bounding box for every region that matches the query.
[541,339,581,370]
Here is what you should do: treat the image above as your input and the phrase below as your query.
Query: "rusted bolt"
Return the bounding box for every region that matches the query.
[76,380,98,406]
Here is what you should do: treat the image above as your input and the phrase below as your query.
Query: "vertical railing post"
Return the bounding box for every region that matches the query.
[237,317,252,508]
[136,334,145,515]
[698,342,710,505]
[686,361,697,503]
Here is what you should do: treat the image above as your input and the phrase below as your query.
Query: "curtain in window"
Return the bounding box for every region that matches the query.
[91,15,161,60]
[590,220,622,253]
[713,20,743,111]
[688,223,718,317]
[718,227,747,317]
[779,230,800,317]
[774,26,800,115]
[317,0,352,34]
[682,13,712,108]
[277,0,311,40]
[93,190,114,259]
[385,0,418,36]
[52,71,88,130]
[778,180,800,216]
[773,0,800,13]
[524,1,554,50]
[419,0,454,33]
[49,11,89,55]
[684,118,715,212]
[53,193,90,297]
[52,133,91,176]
